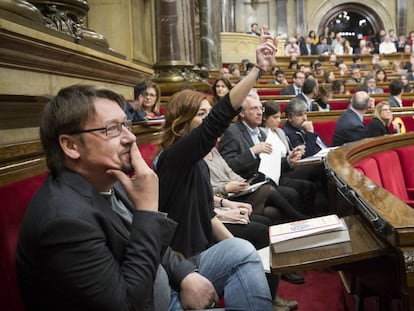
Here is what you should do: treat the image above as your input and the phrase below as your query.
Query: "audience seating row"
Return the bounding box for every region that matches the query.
[353,146,414,207]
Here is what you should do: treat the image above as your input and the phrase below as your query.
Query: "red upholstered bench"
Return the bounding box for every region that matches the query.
[353,157,382,186]
[402,98,414,107]
[0,173,48,311]
[396,146,414,198]
[312,120,337,147]
[329,100,349,110]
[257,89,282,96]
[372,150,414,207]
[138,143,159,168]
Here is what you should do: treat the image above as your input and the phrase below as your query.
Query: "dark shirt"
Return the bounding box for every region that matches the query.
[367,118,391,137]
[157,94,240,258]
[282,121,323,157]
[16,169,196,310]
[125,102,146,121]
[332,108,368,146]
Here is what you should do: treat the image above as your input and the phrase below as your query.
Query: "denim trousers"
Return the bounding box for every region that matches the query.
[168,237,273,311]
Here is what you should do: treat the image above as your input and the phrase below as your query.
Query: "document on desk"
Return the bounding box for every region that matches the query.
[295,146,338,165]
[258,129,281,185]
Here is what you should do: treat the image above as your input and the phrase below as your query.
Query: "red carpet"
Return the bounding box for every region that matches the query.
[277,268,346,311]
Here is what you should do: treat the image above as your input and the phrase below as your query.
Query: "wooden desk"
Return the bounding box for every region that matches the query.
[271,215,389,274]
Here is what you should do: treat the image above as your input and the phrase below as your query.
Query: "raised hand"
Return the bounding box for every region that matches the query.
[256,32,278,72]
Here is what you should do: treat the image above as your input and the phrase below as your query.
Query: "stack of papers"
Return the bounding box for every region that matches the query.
[270,214,350,253]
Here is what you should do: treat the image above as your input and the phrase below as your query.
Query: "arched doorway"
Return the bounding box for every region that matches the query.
[318,4,384,48]
[308,1,394,48]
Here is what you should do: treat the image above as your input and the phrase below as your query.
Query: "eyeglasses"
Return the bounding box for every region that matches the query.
[67,120,132,137]
[249,106,265,113]
[144,92,156,98]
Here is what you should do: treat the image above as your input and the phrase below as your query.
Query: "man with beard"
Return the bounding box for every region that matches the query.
[16,84,273,311]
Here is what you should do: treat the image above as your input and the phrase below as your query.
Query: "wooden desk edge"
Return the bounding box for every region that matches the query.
[270,215,390,274]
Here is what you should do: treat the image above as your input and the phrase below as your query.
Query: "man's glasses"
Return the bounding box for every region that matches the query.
[67,120,132,138]
[249,106,265,113]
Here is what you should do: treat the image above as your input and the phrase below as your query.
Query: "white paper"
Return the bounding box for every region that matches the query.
[257,246,270,273]
[258,129,281,185]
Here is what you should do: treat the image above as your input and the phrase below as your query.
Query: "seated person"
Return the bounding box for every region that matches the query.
[387,79,404,107]
[142,81,162,118]
[346,68,362,84]
[212,78,233,104]
[219,94,317,218]
[205,149,301,309]
[205,142,307,224]
[295,77,319,111]
[264,100,329,216]
[367,101,400,137]
[124,81,146,121]
[282,98,328,157]
[16,84,271,311]
[269,69,288,85]
[332,91,370,146]
[281,71,306,95]
[314,84,332,111]
[364,73,384,94]
[156,37,278,309]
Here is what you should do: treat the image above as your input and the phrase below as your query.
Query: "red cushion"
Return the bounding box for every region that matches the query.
[372,151,409,201]
[257,89,282,96]
[329,100,349,110]
[312,121,336,147]
[138,143,159,169]
[402,98,414,107]
[353,157,382,186]
[0,173,47,311]
[396,146,414,189]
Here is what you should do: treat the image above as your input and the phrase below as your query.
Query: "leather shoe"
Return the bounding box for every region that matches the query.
[281,273,305,284]
[274,296,298,310]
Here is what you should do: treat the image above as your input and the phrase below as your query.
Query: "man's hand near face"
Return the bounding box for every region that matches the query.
[107,142,158,211]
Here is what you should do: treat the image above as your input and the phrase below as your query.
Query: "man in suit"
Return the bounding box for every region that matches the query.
[300,36,316,56]
[268,69,288,85]
[332,91,370,146]
[281,71,306,95]
[246,22,260,36]
[219,94,318,218]
[124,81,147,121]
[387,78,404,107]
[364,73,384,94]
[295,77,319,111]
[315,37,331,55]
[283,98,327,157]
[16,84,273,311]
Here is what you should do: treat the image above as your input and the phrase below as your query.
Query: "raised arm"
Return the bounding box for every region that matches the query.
[229,35,277,110]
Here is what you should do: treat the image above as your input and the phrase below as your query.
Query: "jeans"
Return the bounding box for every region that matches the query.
[168,238,273,311]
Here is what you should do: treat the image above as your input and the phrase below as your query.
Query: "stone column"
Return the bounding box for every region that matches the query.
[275,0,287,37]
[153,0,196,82]
[221,0,235,32]
[397,0,407,38]
[295,0,305,35]
[199,0,221,69]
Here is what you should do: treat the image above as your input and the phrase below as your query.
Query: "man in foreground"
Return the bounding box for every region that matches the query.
[16,84,273,310]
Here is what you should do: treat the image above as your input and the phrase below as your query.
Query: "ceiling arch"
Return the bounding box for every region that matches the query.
[308,0,394,37]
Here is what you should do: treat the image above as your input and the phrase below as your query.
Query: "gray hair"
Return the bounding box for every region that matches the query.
[285,98,307,117]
